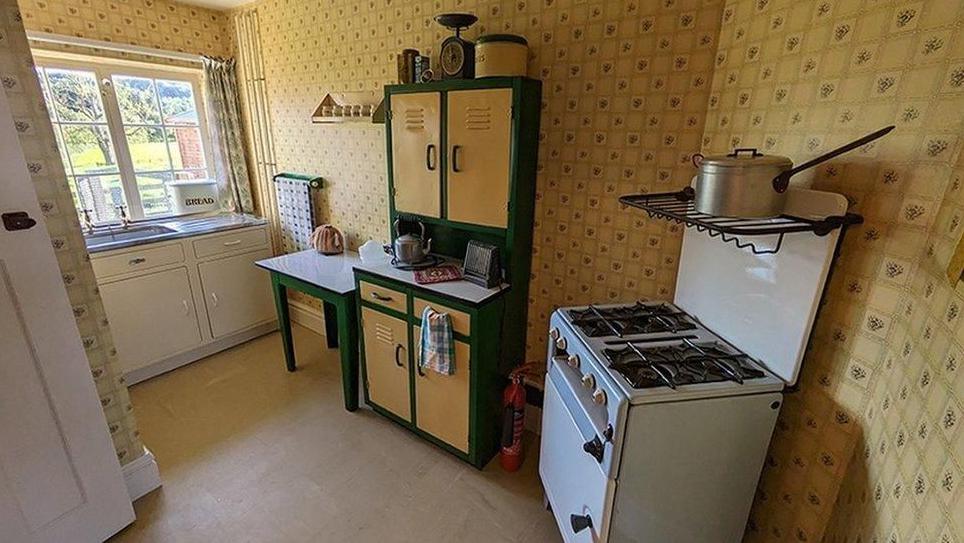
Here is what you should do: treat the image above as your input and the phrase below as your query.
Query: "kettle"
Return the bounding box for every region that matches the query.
[392,219,432,264]
[310,224,344,255]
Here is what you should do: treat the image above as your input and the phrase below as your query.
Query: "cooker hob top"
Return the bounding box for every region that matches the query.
[566,302,698,337]
[603,339,767,389]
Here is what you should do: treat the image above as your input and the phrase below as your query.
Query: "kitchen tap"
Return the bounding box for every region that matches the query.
[81,208,95,234]
[115,204,131,229]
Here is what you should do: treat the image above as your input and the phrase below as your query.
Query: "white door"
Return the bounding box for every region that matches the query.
[0,89,134,539]
[99,267,203,373]
[198,248,276,338]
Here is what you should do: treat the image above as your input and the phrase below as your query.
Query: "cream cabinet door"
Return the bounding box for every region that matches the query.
[99,267,203,374]
[390,92,442,218]
[198,248,276,338]
[413,326,471,452]
[446,88,513,228]
[362,307,412,422]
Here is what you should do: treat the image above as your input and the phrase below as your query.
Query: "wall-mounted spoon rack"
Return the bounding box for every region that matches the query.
[618,188,863,255]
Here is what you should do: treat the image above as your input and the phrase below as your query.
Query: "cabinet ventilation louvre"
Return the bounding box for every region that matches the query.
[465,106,492,130]
[404,107,426,129]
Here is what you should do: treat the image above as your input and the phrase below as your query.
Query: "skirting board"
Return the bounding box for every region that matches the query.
[123,447,161,502]
[289,300,327,336]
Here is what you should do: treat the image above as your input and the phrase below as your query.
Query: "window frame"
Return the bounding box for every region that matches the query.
[34,54,215,223]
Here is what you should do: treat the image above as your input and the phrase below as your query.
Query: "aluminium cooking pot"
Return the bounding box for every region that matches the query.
[691,125,895,218]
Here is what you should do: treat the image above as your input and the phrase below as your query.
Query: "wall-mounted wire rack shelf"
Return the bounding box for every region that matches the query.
[618,188,863,255]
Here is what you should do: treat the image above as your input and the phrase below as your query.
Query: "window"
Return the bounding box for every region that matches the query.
[36,58,213,224]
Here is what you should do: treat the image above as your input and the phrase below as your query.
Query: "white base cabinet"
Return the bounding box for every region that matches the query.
[91,225,276,383]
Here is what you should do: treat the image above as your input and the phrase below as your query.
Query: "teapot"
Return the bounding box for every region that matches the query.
[310,224,344,255]
[392,219,432,264]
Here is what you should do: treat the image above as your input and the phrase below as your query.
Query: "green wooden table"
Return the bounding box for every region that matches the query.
[255,250,361,411]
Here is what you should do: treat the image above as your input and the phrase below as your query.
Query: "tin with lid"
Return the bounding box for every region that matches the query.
[475,34,528,77]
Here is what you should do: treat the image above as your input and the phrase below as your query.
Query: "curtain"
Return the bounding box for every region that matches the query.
[202,56,254,214]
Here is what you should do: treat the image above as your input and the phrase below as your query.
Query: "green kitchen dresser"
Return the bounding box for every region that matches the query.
[356,77,541,467]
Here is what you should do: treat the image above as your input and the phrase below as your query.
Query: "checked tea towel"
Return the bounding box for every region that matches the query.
[420,306,455,375]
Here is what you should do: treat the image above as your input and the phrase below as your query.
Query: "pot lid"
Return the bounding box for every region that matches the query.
[700,148,792,169]
[476,34,528,45]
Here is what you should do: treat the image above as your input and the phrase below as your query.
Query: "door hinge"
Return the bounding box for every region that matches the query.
[510,106,516,119]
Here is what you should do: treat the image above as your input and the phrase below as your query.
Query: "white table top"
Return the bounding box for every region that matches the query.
[256,249,507,304]
[353,257,507,305]
[255,250,361,295]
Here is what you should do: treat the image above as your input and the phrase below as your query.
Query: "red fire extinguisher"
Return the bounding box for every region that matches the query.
[500,373,526,472]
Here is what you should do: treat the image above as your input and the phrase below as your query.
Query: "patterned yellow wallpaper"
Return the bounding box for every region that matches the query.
[0,0,143,465]
[19,0,231,58]
[238,0,724,360]
[702,0,964,541]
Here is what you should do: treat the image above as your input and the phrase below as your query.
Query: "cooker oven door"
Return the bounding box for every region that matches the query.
[540,367,615,543]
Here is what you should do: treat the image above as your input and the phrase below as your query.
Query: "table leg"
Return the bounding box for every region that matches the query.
[271,274,297,372]
[323,301,339,349]
[335,296,359,411]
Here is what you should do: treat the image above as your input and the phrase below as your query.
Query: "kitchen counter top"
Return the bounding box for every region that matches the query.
[353,256,507,305]
[255,249,507,305]
[85,213,267,253]
[255,250,360,295]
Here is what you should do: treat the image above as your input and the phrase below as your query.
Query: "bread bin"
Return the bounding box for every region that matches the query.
[310,224,344,255]
[475,34,528,77]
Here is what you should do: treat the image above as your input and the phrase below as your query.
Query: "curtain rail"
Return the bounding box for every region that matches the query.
[26,31,203,64]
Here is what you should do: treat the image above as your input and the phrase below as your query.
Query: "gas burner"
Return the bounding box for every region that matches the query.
[567,302,698,338]
[603,339,765,389]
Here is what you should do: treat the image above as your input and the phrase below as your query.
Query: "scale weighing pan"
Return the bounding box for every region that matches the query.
[434,13,478,31]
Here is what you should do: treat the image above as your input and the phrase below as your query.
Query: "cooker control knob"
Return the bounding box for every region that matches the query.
[581,373,595,390]
[567,354,580,369]
[549,327,560,340]
[592,388,607,406]
[555,337,567,351]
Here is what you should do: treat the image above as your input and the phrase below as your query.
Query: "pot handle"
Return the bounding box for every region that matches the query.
[772,125,895,194]
[393,218,401,237]
[726,148,763,158]
[691,153,704,168]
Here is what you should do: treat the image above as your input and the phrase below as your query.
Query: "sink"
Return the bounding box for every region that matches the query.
[85,224,177,247]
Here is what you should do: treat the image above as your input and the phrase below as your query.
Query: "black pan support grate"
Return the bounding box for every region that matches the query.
[618,188,863,255]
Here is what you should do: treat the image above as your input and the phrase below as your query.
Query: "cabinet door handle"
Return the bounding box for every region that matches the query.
[210,292,219,307]
[128,257,146,266]
[426,144,437,171]
[370,292,393,302]
[394,344,404,367]
[223,239,242,246]
[451,145,463,172]
[181,300,190,316]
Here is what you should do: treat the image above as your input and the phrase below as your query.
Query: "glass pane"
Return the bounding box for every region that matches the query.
[126,126,171,171]
[73,175,125,223]
[52,127,73,176]
[61,124,119,174]
[35,68,58,123]
[45,68,106,123]
[156,80,199,124]
[113,75,161,124]
[166,127,206,169]
[136,172,174,217]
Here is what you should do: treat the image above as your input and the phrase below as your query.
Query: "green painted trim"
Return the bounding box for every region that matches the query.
[387,76,535,94]
[358,299,408,322]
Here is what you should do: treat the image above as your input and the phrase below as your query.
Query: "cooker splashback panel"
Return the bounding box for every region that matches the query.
[673,188,847,386]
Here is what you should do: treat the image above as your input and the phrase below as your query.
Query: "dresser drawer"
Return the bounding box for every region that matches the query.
[359,280,407,313]
[414,298,471,337]
[92,243,185,278]
[193,228,267,259]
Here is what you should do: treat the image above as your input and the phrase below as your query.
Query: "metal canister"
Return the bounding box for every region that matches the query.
[397,49,418,83]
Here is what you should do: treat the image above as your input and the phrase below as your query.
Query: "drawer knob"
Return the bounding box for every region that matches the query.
[128,257,146,266]
[223,239,243,246]
[371,292,393,302]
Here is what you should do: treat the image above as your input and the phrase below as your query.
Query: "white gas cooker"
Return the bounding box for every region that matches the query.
[539,188,851,543]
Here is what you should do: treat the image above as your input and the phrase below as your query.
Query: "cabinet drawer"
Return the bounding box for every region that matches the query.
[360,280,407,313]
[414,298,471,337]
[91,243,185,278]
[193,228,267,259]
